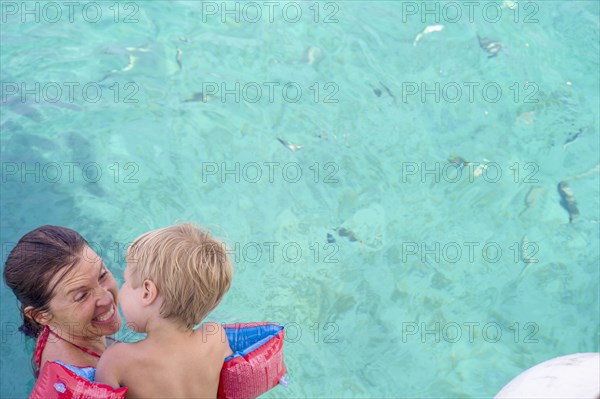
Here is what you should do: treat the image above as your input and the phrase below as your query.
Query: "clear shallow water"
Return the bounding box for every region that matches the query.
[1,1,599,397]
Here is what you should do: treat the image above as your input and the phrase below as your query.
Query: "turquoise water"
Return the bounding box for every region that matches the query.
[1,1,599,397]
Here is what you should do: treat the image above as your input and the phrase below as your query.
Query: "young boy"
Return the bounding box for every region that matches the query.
[95,224,233,398]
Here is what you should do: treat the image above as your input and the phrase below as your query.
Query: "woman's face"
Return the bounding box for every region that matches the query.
[43,246,122,340]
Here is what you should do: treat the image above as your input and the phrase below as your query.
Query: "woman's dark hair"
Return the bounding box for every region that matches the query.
[3,225,88,338]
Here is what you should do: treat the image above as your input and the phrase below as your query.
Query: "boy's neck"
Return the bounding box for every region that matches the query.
[143,316,191,340]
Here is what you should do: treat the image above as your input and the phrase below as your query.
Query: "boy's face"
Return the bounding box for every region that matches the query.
[119,264,145,332]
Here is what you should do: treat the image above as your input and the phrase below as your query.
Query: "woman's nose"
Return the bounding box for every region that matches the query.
[94,285,113,305]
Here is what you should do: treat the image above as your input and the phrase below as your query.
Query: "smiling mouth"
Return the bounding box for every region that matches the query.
[93,306,115,322]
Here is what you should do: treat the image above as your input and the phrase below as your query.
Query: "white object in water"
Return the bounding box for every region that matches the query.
[413,25,444,46]
[495,353,600,399]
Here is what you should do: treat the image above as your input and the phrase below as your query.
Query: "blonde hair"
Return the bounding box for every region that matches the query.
[126,223,232,329]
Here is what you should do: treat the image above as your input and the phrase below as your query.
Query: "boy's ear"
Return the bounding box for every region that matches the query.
[141,279,159,306]
[23,306,52,326]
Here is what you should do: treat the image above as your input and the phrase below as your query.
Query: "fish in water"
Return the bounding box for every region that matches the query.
[99,45,150,81]
[557,181,579,223]
[277,138,303,152]
[100,54,138,82]
[413,24,444,46]
[518,235,539,277]
[379,82,397,103]
[305,46,323,65]
[176,48,183,70]
[124,45,150,53]
[326,233,336,244]
[448,155,471,168]
[518,185,544,217]
[183,92,213,103]
[120,54,138,72]
[477,34,503,58]
[563,127,587,150]
[520,235,538,265]
[373,88,382,97]
[335,227,361,243]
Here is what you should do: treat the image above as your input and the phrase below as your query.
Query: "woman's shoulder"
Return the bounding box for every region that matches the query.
[41,339,99,370]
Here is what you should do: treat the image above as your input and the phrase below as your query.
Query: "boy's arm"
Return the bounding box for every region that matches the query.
[95,344,123,388]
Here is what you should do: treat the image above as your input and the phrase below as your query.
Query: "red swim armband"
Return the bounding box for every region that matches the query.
[30,362,127,399]
[218,322,287,399]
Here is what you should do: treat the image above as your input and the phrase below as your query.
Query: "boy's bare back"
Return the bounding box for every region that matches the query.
[97,323,232,399]
[95,224,234,398]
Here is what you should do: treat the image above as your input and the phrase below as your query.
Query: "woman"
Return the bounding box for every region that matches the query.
[3,225,122,376]
[5,225,287,398]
